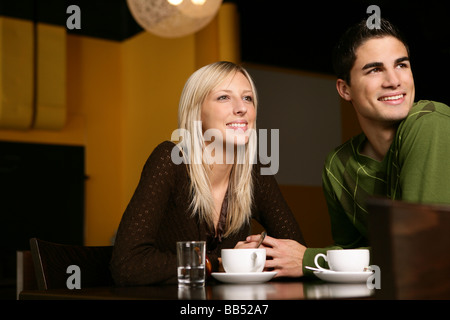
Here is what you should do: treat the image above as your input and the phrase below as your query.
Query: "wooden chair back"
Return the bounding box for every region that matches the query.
[16,250,37,298]
[30,238,114,290]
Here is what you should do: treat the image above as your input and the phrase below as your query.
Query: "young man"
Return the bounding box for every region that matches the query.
[302,18,450,275]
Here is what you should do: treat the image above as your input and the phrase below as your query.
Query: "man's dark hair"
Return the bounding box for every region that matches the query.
[332,18,410,85]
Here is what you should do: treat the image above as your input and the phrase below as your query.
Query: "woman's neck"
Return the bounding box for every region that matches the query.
[209,163,233,188]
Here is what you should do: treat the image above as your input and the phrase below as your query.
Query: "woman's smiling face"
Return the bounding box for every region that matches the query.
[201,71,256,146]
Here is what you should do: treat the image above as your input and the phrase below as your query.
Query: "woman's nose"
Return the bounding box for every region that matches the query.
[233,98,248,115]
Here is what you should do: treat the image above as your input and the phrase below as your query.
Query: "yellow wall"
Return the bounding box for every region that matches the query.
[0,17,34,129]
[0,34,125,245]
[0,3,356,248]
[0,3,240,246]
[120,32,195,229]
[70,35,124,246]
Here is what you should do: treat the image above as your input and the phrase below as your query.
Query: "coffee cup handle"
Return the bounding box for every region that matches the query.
[314,253,330,271]
[252,252,265,271]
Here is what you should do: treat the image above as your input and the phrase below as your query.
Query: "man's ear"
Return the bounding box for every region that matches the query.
[336,79,352,101]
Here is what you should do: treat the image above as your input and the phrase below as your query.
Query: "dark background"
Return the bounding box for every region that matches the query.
[235,0,450,105]
[1,0,449,104]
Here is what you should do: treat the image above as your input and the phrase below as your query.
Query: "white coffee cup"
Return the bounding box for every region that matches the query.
[314,249,369,272]
[221,249,266,273]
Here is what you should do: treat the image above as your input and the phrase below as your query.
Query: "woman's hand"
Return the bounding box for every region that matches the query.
[234,231,266,249]
[233,240,260,249]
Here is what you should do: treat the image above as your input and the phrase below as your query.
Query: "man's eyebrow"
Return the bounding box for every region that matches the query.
[395,56,410,64]
[362,61,383,70]
[362,57,410,70]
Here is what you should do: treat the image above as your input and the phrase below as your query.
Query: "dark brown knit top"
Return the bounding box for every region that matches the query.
[110,141,305,285]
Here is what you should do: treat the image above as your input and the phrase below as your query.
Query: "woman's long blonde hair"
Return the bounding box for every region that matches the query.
[177,61,258,237]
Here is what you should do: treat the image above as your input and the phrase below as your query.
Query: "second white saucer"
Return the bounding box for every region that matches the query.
[314,271,373,283]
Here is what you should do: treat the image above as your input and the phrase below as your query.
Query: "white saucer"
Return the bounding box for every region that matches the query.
[314,270,373,283]
[211,272,277,284]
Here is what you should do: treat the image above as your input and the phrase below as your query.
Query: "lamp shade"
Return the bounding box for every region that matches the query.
[126,0,223,38]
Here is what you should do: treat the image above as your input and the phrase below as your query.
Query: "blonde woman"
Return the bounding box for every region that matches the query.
[111,61,306,285]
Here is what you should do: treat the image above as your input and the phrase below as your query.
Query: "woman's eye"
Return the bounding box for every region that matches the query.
[217,95,229,101]
[243,96,253,102]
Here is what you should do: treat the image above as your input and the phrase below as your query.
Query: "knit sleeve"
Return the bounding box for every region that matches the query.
[390,100,450,204]
[252,164,306,246]
[110,141,182,285]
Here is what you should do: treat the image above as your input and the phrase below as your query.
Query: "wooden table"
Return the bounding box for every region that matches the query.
[17,278,376,317]
[18,278,373,300]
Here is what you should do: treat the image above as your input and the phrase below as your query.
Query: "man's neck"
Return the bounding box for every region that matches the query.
[359,121,397,161]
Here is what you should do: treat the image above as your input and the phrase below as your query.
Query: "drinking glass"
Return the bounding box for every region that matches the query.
[177,241,206,287]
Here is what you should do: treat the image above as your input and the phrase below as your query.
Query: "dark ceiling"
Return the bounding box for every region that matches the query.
[1,0,449,104]
[234,0,450,105]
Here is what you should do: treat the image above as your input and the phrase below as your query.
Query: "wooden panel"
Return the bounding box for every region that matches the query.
[368,198,450,299]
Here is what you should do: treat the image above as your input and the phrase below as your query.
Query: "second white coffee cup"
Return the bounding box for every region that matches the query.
[314,249,369,272]
[221,248,266,273]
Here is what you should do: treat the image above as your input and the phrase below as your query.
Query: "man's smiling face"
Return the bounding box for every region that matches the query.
[341,36,415,128]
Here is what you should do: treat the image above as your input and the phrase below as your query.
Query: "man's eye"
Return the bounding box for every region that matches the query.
[369,67,381,74]
[397,63,408,69]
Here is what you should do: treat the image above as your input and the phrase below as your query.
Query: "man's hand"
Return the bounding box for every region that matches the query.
[243,234,307,277]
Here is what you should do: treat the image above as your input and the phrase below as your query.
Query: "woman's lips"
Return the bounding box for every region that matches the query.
[226,122,248,131]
